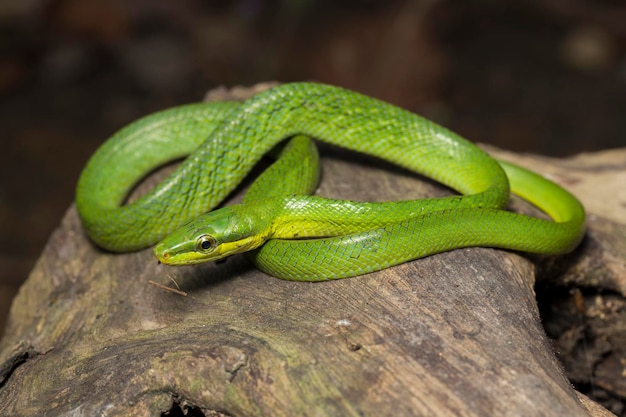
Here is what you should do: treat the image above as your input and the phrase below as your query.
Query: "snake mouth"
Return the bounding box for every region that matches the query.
[154,248,206,266]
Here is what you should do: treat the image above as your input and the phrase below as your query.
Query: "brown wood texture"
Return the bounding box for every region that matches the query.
[0,84,621,417]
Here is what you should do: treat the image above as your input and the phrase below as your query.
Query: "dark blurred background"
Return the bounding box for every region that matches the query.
[1,0,625,335]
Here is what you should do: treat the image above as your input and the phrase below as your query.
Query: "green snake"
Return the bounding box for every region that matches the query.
[76,82,585,281]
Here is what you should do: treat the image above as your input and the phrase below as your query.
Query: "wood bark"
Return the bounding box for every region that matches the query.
[0,84,622,417]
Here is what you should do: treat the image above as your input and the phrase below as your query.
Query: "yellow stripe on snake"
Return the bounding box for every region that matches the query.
[76,82,585,281]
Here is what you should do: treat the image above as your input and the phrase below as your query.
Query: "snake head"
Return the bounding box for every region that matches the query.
[153,205,266,266]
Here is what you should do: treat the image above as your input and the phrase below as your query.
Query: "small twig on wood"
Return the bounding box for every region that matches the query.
[147,279,188,297]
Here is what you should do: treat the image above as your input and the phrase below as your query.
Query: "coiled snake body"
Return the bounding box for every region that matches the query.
[76,83,585,281]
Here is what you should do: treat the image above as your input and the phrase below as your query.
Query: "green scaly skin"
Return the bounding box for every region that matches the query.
[75,82,585,281]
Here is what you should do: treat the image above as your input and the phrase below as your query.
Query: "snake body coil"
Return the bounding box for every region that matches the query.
[76,82,585,281]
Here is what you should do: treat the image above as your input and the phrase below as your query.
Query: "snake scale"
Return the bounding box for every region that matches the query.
[76,82,585,281]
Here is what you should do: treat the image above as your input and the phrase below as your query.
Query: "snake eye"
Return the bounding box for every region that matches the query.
[196,235,217,253]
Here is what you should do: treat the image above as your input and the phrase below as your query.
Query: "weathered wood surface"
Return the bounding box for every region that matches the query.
[0,84,622,417]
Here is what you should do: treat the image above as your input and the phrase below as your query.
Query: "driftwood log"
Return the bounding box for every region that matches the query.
[0,84,623,417]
